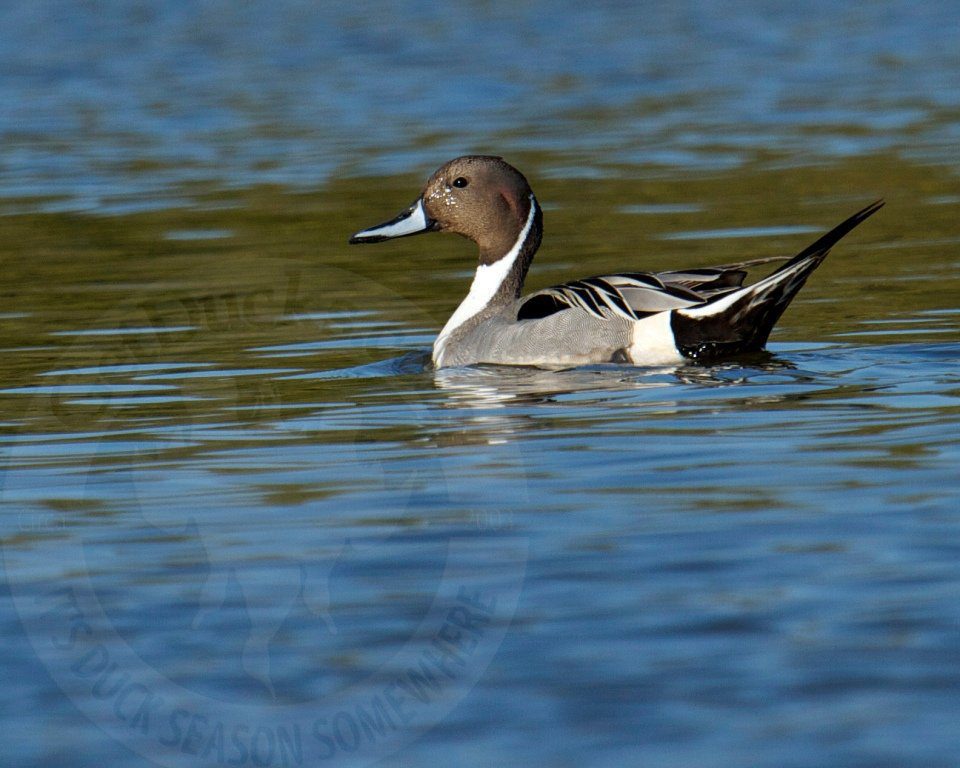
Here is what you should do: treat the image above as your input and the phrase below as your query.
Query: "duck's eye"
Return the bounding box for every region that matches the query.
[452,177,469,188]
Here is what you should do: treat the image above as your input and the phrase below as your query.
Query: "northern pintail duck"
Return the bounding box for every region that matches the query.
[350,156,882,369]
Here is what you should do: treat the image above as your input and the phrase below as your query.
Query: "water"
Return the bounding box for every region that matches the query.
[2,2,960,767]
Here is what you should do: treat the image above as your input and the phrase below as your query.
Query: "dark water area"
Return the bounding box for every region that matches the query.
[2,3,960,768]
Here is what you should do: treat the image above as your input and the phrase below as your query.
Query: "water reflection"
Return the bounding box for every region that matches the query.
[432,352,809,406]
[434,363,673,406]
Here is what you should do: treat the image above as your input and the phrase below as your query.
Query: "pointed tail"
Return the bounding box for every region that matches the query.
[672,200,884,360]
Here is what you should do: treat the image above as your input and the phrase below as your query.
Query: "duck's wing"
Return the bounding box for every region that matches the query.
[655,256,792,296]
[517,272,706,321]
[517,257,818,321]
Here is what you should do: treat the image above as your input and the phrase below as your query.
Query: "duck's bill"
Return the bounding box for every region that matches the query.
[349,198,438,244]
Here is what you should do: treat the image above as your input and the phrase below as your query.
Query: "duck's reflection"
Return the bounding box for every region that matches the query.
[426,352,805,445]
[434,363,670,405]
[433,352,797,405]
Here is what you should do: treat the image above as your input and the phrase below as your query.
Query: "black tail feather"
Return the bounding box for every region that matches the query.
[773,199,884,274]
[671,200,884,361]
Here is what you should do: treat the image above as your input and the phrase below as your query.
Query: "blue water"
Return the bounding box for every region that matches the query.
[2,3,960,768]
[4,335,960,767]
[3,1,960,208]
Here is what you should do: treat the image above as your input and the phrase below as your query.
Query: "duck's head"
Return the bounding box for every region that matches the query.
[349,155,541,265]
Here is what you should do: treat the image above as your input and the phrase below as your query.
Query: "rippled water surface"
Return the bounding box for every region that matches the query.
[2,3,960,767]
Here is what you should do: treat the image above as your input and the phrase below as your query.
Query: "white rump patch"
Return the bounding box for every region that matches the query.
[627,311,684,365]
[433,195,537,366]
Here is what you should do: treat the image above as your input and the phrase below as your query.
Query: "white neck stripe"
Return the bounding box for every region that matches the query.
[433,195,537,365]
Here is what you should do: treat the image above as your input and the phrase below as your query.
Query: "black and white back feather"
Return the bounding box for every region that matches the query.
[516,260,787,322]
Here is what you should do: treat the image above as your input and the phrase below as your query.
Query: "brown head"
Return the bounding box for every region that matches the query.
[349,155,542,267]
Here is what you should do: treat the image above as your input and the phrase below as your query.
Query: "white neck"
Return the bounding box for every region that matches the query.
[433,195,537,366]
